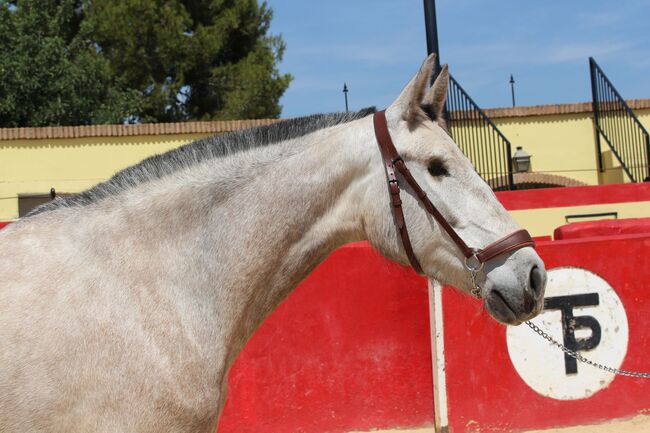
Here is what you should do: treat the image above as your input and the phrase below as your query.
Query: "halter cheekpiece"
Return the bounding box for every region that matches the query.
[373,110,535,297]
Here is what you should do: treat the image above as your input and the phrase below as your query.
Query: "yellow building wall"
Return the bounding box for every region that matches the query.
[494,112,600,185]
[0,105,649,221]
[493,108,650,186]
[0,134,207,220]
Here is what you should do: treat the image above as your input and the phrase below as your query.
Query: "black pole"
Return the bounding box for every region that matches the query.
[509,74,516,107]
[423,0,449,125]
[342,83,349,113]
[423,0,442,71]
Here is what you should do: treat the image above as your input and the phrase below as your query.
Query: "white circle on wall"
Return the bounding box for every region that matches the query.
[506,267,628,400]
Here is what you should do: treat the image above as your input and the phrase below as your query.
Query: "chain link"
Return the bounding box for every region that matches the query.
[525,320,650,379]
[470,270,482,298]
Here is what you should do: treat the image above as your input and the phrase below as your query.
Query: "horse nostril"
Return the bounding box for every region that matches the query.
[529,266,544,299]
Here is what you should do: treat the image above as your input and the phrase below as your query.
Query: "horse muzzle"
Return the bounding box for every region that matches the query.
[483,254,547,325]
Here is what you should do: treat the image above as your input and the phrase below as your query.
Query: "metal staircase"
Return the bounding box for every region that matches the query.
[446,75,515,190]
[590,57,650,182]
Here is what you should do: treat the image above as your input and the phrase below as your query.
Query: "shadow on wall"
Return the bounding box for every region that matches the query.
[598,150,626,185]
[489,173,588,191]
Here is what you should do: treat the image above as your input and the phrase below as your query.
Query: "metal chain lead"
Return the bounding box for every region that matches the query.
[470,270,482,298]
[525,320,650,379]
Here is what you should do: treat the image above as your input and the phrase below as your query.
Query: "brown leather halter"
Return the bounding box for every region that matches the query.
[373,110,535,297]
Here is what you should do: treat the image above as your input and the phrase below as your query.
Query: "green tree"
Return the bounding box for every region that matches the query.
[0,0,291,126]
[84,0,292,122]
[0,0,142,127]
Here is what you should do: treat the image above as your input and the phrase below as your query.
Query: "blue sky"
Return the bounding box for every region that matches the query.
[266,0,650,118]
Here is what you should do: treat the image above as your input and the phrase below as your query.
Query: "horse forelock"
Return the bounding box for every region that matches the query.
[26,107,376,217]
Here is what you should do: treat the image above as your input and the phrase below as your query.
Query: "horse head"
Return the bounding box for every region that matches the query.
[364,55,546,325]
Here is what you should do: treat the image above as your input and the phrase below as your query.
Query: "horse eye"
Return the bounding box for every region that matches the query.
[428,159,449,177]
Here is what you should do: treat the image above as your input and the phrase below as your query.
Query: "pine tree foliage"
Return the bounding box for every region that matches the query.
[0,0,291,126]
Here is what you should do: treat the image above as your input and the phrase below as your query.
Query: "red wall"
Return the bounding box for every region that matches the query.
[217,234,650,432]
[218,235,650,433]
[495,182,650,210]
[218,243,434,433]
[554,217,650,239]
[443,234,650,432]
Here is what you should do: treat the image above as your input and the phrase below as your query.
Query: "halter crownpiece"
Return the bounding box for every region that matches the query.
[373,110,535,295]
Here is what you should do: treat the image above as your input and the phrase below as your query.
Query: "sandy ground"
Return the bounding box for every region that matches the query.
[523,413,650,433]
[349,413,650,433]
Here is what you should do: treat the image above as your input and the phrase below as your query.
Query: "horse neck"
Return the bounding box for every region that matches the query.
[135,116,377,362]
[205,117,376,358]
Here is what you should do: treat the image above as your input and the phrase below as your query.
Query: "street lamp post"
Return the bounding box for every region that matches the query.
[510,74,516,107]
[342,83,349,113]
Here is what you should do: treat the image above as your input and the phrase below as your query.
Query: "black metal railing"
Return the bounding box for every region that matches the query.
[446,74,514,190]
[590,57,650,182]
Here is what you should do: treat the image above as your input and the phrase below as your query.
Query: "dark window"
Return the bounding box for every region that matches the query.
[18,190,63,217]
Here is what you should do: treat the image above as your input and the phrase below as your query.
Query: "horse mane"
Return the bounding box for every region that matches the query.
[27,107,376,216]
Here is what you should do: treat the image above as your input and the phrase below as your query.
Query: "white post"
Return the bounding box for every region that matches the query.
[428,279,449,433]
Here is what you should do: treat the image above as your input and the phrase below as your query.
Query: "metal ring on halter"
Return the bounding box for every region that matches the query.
[464,251,484,273]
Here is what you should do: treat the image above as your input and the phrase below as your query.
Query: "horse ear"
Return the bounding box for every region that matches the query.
[389,54,437,127]
[422,64,449,124]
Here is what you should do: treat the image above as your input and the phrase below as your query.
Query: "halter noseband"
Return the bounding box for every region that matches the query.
[373,110,535,298]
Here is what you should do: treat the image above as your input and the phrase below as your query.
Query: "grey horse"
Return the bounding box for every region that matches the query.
[0,55,545,432]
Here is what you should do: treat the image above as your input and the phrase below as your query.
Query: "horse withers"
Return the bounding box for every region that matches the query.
[0,55,545,432]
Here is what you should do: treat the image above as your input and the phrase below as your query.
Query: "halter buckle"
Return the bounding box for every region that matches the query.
[391,157,405,171]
